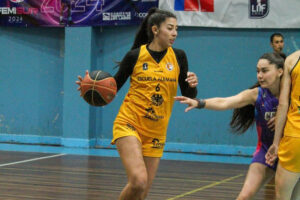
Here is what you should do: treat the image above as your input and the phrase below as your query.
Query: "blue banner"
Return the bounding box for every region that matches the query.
[0,0,158,27]
[70,0,158,26]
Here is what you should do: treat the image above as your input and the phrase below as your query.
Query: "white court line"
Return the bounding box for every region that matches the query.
[0,153,67,167]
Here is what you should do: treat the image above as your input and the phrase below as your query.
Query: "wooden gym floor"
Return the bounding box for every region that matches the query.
[0,151,275,200]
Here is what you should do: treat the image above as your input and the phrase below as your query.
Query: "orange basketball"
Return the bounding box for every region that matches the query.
[80,70,117,106]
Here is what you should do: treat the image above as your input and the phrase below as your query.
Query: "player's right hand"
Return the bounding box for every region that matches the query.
[267,117,275,131]
[76,70,88,96]
[174,96,198,112]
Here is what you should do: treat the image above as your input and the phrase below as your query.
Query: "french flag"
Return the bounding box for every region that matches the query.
[175,0,214,12]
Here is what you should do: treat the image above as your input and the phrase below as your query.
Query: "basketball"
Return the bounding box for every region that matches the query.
[80,70,117,106]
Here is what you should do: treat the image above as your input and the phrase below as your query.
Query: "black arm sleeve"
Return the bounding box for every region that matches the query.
[174,48,198,98]
[113,48,140,91]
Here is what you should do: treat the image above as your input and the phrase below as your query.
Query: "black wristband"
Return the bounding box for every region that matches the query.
[195,98,206,109]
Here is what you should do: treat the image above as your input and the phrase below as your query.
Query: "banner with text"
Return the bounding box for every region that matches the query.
[159,0,300,28]
[0,0,158,27]
[70,0,158,26]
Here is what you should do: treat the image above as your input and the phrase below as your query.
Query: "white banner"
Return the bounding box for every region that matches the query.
[159,0,300,28]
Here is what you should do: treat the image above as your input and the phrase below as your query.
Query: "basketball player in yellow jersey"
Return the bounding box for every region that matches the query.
[111,8,197,200]
[76,8,197,199]
[114,44,180,141]
[266,50,300,200]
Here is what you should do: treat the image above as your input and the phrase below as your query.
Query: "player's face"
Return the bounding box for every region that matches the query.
[256,59,282,89]
[271,36,284,53]
[155,17,178,48]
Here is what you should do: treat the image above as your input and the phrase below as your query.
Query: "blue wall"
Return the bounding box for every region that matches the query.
[0,26,299,159]
[95,27,300,147]
[0,28,64,139]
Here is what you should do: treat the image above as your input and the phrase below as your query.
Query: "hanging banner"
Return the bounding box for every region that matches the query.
[70,0,158,26]
[0,0,64,27]
[159,0,300,28]
[0,0,158,27]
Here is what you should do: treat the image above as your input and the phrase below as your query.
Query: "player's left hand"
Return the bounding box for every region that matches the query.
[186,72,198,88]
[265,144,278,166]
[267,117,275,131]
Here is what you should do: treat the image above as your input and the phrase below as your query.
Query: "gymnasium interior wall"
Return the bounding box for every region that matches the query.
[0,26,299,163]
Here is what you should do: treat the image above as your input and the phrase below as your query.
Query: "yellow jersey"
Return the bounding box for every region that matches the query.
[114,45,180,138]
[284,57,300,137]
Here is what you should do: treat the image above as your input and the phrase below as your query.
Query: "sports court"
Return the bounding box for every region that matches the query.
[1,0,299,200]
[0,149,275,200]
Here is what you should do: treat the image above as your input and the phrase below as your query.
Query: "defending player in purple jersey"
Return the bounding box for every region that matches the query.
[253,87,278,170]
[175,52,285,200]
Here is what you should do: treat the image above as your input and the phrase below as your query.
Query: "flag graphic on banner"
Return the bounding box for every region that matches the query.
[174,0,214,12]
[160,0,300,28]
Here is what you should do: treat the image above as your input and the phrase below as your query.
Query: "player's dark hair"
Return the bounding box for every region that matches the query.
[114,8,176,68]
[130,7,177,50]
[230,53,285,134]
[270,33,284,43]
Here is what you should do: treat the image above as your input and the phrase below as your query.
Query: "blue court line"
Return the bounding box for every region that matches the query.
[0,143,119,157]
[97,139,255,157]
[0,143,252,164]
[0,134,256,157]
[0,133,254,164]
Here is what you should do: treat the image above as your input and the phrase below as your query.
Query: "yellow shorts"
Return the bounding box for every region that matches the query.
[111,122,166,158]
[278,136,300,173]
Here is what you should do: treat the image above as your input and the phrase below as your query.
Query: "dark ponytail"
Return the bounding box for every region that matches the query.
[229,52,285,134]
[130,7,176,50]
[230,82,259,134]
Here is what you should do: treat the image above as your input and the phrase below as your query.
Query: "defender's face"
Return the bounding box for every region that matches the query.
[256,59,282,89]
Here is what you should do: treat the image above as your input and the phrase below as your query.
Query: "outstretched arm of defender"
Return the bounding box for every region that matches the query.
[175,88,258,112]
